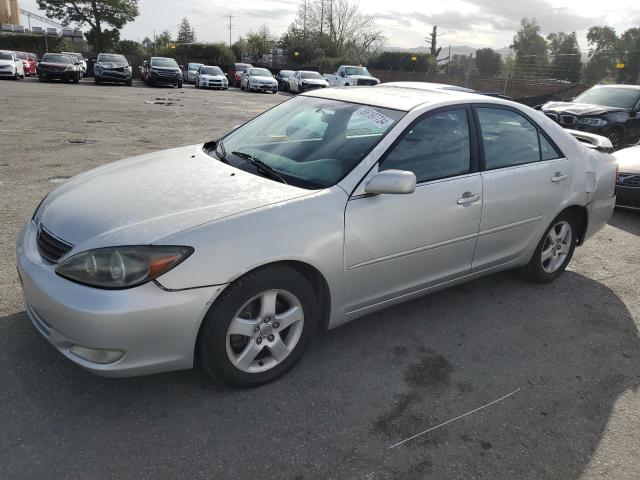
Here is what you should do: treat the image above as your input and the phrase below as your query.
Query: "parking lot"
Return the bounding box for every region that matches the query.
[1,77,639,480]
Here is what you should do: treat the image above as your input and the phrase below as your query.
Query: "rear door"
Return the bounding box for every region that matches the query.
[471,105,570,271]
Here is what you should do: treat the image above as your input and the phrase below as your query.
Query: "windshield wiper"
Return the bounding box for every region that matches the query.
[231,151,288,185]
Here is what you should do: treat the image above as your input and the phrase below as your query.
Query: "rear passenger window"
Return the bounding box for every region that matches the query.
[381,109,471,183]
[477,108,541,169]
[540,134,562,160]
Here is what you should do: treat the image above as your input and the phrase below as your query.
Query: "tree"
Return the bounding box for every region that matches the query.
[547,32,581,82]
[583,26,618,83]
[426,26,441,58]
[447,54,475,77]
[36,0,139,52]
[586,26,617,53]
[512,18,548,77]
[114,39,142,56]
[246,25,275,61]
[616,28,640,84]
[474,48,502,76]
[156,30,172,48]
[177,17,196,44]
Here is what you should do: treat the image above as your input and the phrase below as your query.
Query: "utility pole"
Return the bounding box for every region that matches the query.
[303,0,307,40]
[227,14,234,47]
[320,0,324,36]
[153,29,157,56]
[447,44,451,77]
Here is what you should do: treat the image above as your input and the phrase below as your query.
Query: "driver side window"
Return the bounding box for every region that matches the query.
[380,109,471,183]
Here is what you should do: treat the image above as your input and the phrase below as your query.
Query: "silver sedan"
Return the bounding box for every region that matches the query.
[17,85,617,387]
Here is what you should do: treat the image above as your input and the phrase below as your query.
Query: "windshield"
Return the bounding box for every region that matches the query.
[280,70,294,77]
[250,68,272,77]
[301,71,323,79]
[63,52,83,60]
[41,54,73,64]
[210,96,404,189]
[98,54,126,63]
[235,63,251,71]
[345,66,370,76]
[574,87,640,109]
[151,58,178,68]
[15,52,27,60]
[189,63,203,70]
[0,52,12,61]
[200,66,223,75]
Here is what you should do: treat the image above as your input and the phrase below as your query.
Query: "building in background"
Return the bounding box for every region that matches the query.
[1,0,21,25]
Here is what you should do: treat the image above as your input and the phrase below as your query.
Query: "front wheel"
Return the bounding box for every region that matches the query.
[522,212,577,283]
[177,81,183,88]
[198,265,318,387]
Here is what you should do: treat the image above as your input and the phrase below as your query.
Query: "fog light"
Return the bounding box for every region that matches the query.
[69,345,125,364]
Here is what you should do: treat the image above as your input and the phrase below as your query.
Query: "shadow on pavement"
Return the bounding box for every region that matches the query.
[608,208,640,236]
[1,270,638,479]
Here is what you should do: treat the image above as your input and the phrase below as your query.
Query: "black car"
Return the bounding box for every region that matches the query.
[275,69,294,91]
[541,85,640,149]
[94,53,132,86]
[141,57,183,88]
[36,53,81,83]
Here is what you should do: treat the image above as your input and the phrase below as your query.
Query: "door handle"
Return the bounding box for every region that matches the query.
[457,192,481,205]
[551,172,568,182]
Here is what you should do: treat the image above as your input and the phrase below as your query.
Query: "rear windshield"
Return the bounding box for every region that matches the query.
[200,66,223,75]
[41,54,73,64]
[0,52,12,61]
[301,71,323,79]
[250,68,271,77]
[574,87,640,109]
[280,70,294,77]
[15,52,27,60]
[188,63,203,70]
[151,58,178,68]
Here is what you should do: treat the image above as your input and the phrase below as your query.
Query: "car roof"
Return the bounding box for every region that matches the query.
[0,50,14,54]
[303,85,484,111]
[381,81,476,93]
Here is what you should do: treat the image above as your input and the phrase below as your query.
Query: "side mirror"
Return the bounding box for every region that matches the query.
[339,71,345,77]
[224,73,228,77]
[364,170,416,195]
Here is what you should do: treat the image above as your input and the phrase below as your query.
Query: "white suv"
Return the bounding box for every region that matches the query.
[0,50,24,79]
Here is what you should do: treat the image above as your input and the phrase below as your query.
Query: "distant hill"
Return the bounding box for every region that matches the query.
[382,45,589,63]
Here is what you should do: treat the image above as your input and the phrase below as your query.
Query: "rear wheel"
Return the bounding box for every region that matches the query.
[607,128,624,150]
[125,79,132,86]
[94,77,101,84]
[522,212,577,283]
[198,265,317,387]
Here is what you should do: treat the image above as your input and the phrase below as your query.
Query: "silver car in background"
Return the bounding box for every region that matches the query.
[17,85,617,387]
[186,62,203,84]
[240,67,278,93]
[194,65,228,90]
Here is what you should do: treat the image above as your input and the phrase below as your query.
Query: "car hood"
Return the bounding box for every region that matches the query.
[542,101,627,116]
[39,61,72,68]
[301,78,328,85]
[151,66,180,72]
[99,62,128,69]
[252,75,276,82]
[347,74,376,80]
[201,74,225,80]
[37,145,313,251]
[613,145,640,174]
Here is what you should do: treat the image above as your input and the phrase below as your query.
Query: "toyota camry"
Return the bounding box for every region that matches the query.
[17,85,617,387]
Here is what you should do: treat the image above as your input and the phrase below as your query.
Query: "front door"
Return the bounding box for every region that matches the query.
[344,106,482,314]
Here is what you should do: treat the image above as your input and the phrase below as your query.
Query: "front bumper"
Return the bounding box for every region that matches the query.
[250,83,278,92]
[39,70,77,80]
[16,221,226,377]
[96,69,132,82]
[0,69,16,77]
[616,185,640,210]
[149,72,182,84]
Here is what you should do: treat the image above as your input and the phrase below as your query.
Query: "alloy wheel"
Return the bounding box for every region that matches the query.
[541,220,572,273]
[226,289,304,373]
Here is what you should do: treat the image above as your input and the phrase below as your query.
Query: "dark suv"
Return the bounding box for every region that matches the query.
[541,85,640,149]
[141,57,183,88]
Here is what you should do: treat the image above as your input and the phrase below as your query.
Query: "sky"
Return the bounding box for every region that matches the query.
[18,0,640,51]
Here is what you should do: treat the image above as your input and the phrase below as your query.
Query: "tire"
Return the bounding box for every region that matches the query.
[73,75,80,84]
[94,77,101,84]
[198,265,318,387]
[125,79,132,86]
[344,83,350,86]
[522,211,578,283]
[177,81,183,88]
[38,74,44,82]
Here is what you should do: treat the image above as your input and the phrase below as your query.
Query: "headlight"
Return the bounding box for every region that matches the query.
[577,117,607,127]
[55,245,193,289]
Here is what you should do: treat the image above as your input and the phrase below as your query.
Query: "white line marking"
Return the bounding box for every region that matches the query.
[387,387,521,449]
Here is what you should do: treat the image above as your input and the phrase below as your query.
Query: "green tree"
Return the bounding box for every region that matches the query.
[512,18,548,77]
[616,28,640,84]
[447,54,476,77]
[583,26,618,83]
[246,25,275,61]
[177,17,196,44]
[156,30,173,48]
[114,39,143,56]
[36,0,139,52]
[474,48,502,76]
[547,32,582,82]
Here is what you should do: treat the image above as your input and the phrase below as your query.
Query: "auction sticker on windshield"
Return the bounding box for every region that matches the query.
[353,106,395,129]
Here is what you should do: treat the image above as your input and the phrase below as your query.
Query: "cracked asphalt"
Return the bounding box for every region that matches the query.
[1,77,639,480]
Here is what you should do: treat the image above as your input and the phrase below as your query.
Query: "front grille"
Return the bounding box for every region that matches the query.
[560,114,576,126]
[618,173,640,188]
[357,79,378,86]
[36,227,73,263]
